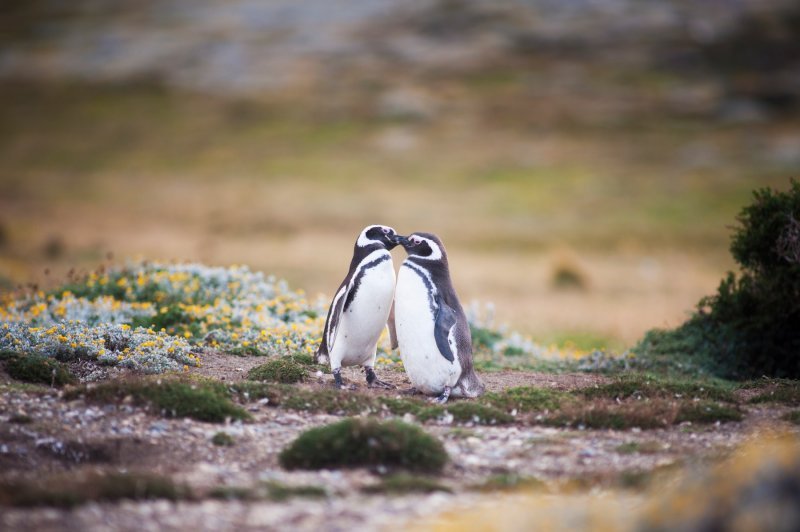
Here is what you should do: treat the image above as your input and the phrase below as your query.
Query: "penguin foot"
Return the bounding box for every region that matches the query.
[333,368,345,390]
[430,386,452,404]
[364,367,396,389]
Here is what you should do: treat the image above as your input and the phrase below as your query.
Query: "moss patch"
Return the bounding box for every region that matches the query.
[484,386,569,412]
[782,410,800,425]
[615,441,663,454]
[417,402,513,425]
[581,374,736,402]
[545,402,673,430]
[208,481,326,502]
[263,481,327,501]
[748,381,800,404]
[471,473,546,492]
[545,397,742,430]
[211,432,235,446]
[675,401,743,424]
[8,413,33,424]
[279,418,448,473]
[247,357,307,384]
[5,354,76,386]
[362,473,451,494]
[0,471,189,508]
[68,377,250,423]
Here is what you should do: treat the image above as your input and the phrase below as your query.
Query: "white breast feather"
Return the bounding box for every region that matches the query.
[328,251,396,368]
[395,263,461,395]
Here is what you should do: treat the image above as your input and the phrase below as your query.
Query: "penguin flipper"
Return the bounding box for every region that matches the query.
[325,281,351,354]
[434,297,457,363]
[387,300,398,350]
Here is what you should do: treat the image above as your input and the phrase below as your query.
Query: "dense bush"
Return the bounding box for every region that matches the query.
[637,180,800,378]
[279,418,448,472]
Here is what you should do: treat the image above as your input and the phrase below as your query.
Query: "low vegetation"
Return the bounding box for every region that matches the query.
[247,357,307,384]
[4,353,76,386]
[484,386,568,412]
[361,473,452,495]
[208,481,327,502]
[470,474,546,492]
[635,181,800,379]
[67,377,250,423]
[211,432,235,446]
[580,374,736,402]
[0,471,188,508]
[279,418,448,473]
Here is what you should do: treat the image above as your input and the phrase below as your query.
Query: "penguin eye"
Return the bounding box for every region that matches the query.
[382,227,391,234]
[411,237,422,245]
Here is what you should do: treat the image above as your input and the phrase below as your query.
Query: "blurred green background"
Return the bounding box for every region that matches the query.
[1,0,799,349]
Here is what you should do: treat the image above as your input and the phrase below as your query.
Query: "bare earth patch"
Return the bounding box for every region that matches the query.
[1,356,797,531]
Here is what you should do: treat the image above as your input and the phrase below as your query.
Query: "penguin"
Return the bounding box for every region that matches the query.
[394,232,485,403]
[315,224,401,389]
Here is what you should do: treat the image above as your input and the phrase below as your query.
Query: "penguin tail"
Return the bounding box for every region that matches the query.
[314,345,330,366]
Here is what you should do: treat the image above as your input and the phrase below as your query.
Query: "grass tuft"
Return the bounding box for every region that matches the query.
[581,373,736,402]
[362,473,452,494]
[279,418,448,473]
[484,386,568,412]
[545,402,672,430]
[748,381,800,405]
[782,410,800,425]
[247,357,307,384]
[417,402,513,425]
[211,432,235,446]
[68,376,250,423]
[0,471,189,508]
[675,401,743,424]
[5,354,76,386]
[263,481,327,501]
[615,441,663,454]
[471,473,546,492]
[8,413,33,424]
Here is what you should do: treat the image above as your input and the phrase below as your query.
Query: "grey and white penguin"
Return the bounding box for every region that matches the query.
[315,224,400,389]
[394,232,485,403]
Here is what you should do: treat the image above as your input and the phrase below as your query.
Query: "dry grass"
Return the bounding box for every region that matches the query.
[1,81,796,346]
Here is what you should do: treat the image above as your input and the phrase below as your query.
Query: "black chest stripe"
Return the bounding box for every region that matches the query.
[402,262,437,315]
[344,254,391,312]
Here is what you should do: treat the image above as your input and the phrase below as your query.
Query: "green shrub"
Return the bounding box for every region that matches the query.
[5,354,76,386]
[279,418,448,473]
[247,358,306,384]
[636,180,800,379]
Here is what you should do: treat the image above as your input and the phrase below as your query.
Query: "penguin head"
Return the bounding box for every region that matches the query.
[398,232,446,262]
[356,224,401,250]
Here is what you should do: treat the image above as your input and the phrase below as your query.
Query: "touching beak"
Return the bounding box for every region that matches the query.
[390,234,408,246]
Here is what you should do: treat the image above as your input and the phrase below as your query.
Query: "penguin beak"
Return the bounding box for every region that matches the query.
[391,234,408,246]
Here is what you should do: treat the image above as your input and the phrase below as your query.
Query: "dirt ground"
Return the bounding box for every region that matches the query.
[1,352,797,531]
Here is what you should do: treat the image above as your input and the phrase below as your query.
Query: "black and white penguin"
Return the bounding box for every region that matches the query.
[394,232,485,403]
[315,224,400,389]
